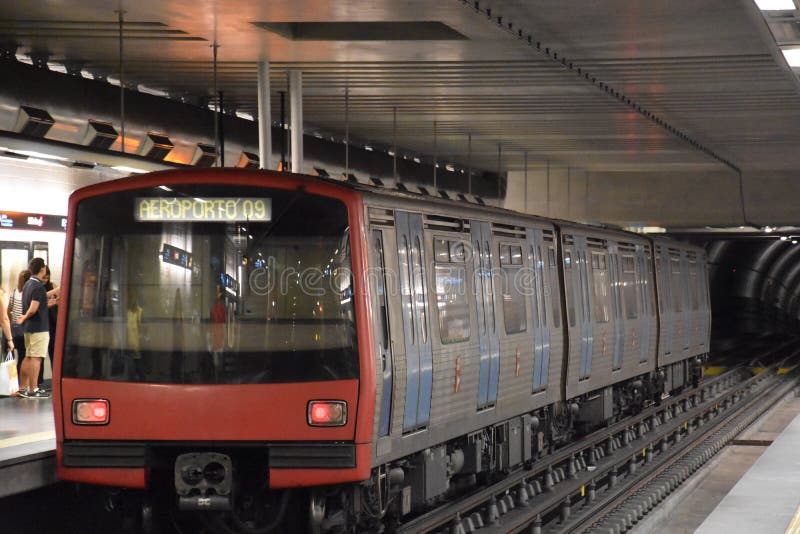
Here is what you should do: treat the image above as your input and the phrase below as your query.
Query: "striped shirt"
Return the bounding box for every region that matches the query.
[9,288,23,323]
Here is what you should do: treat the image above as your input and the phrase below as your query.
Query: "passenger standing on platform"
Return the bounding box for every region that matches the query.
[40,267,58,388]
[15,258,50,399]
[0,285,14,356]
[7,270,31,372]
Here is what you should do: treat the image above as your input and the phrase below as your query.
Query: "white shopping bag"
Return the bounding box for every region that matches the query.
[0,350,19,396]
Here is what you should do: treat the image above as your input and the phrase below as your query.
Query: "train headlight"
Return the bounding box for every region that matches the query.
[72,399,110,425]
[307,400,347,426]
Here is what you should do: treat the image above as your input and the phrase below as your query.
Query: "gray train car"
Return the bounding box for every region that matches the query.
[652,238,711,391]
[354,184,710,514]
[559,223,660,428]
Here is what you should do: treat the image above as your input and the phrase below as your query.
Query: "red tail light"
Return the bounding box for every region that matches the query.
[72,399,110,425]
[307,400,347,426]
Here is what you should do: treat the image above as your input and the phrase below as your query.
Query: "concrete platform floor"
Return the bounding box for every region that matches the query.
[633,393,800,533]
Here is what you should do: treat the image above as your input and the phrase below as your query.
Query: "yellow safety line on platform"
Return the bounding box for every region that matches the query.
[0,430,55,449]
[778,367,791,375]
[785,501,800,534]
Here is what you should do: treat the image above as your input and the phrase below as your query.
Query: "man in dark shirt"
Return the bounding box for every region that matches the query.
[15,257,50,399]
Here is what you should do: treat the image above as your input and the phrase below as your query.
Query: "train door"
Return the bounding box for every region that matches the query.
[371,229,394,438]
[636,246,652,363]
[526,229,549,391]
[395,212,433,432]
[608,243,624,371]
[471,220,500,409]
[571,235,594,380]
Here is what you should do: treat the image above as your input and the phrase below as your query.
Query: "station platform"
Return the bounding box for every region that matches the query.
[0,396,56,498]
[694,402,800,533]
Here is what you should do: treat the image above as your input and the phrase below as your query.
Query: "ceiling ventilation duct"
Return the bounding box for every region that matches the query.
[235,151,259,169]
[191,143,217,168]
[80,119,118,150]
[14,105,54,137]
[139,132,174,160]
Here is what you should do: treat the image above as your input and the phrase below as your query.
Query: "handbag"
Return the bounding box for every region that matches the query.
[0,350,19,396]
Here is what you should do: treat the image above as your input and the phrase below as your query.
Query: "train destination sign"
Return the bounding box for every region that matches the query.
[135,197,272,222]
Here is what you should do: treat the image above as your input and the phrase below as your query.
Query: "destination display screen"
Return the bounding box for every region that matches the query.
[135,197,272,222]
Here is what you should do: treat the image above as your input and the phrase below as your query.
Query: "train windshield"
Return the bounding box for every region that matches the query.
[62,184,358,384]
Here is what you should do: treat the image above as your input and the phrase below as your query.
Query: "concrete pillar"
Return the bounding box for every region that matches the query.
[289,70,303,173]
[257,60,273,170]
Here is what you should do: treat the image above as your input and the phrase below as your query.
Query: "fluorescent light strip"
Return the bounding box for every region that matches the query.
[783,48,800,67]
[756,0,795,9]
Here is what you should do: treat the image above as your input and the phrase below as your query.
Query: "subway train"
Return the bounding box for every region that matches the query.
[52,168,710,532]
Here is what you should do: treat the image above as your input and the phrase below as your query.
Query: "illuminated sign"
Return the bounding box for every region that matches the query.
[161,243,193,269]
[0,211,67,232]
[135,197,272,222]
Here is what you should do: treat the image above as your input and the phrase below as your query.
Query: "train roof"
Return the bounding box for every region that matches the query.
[83,167,701,252]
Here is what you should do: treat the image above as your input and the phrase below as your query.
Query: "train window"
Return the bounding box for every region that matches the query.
[548,247,561,329]
[450,241,466,262]
[500,243,527,334]
[622,255,638,320]
[434,238,470,344]
[62,185,358,385]
[412,235,428,344]
[689,260,699,310]
[537,246,547,325]
[474,240,486,335]
[499,244,512,265]
[434,238,450,262]
[564,251,576,327]
[373,231,391,351]
[402,235,415,345]
[590,251,610,323]
[512,245,523,265]
[485,241,496,332]
[670,256,683,312]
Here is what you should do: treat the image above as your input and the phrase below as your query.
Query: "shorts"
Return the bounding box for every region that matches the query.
[24,332,50,358]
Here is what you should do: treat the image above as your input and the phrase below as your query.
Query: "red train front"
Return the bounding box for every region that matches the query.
[53,169,375,531]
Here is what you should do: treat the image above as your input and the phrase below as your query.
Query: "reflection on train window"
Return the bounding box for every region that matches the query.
[62,185,358,385]
[485,241,496,332]
[670,256,683,312]
[434,237,470,344]
[564,251,576,327]
[412,235,428,344]
[688,260,699,311]
[590,251,610,323]
[499,242,526,334]
[548,247,561,329]
[373,231,391,351]
[622,254,638,320]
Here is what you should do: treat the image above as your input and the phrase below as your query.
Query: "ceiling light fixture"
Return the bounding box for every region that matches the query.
[764,225,774,233]
[755,0,796,10]
[782,48,800,67]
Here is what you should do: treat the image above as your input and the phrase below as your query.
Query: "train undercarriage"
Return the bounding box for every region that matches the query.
[91,359,705,534]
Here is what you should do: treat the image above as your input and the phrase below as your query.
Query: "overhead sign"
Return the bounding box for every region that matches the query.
[0,211,67,232]
[135,197,272,222]
[162,243,193,269]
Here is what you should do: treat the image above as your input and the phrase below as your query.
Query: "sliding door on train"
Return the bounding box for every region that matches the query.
[395,212,433,432]
[471,220,500,410]
[526,229,550,392]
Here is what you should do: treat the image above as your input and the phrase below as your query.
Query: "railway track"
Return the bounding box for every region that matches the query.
[395,343,799,534]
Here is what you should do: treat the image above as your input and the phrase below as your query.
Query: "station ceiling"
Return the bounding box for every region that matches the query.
[0,1,798,181]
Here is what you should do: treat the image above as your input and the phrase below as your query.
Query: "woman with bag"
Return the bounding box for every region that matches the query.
[0,284,18,397]
[7,270,30,374]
